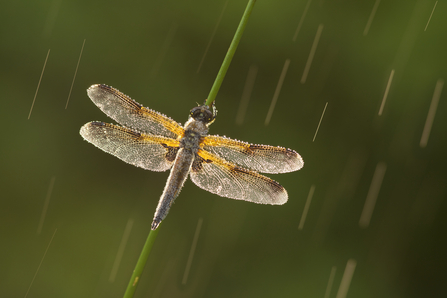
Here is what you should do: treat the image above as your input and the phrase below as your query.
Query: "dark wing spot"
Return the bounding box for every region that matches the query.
[191,154,213,172]
[191,154,205,172]
[161,144,179,162]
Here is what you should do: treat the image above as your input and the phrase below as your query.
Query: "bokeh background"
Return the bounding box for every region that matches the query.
[2,0,446,297]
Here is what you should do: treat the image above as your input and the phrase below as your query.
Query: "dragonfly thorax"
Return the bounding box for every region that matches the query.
[181,118,208,152]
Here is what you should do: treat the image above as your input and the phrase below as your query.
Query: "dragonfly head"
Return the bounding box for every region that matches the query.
[190,103,217,126]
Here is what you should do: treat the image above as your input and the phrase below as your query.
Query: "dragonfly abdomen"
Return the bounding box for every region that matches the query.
[151,148,194,229]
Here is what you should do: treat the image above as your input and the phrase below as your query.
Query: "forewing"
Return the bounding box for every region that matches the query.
[87,84,184,139]
[190,149,288,205]
[201,135,303,174]
[80,122,179,171]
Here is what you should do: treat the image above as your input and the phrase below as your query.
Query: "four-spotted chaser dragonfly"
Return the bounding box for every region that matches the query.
[80,85,303,229]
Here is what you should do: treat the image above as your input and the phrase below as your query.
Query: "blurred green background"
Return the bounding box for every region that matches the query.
[1,0,446,297]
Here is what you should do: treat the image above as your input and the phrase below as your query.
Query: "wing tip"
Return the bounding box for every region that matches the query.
[293,154,304,171]
[79,122,93,142]
[87,84,110,98]
[271,198,288,205]
[79,121,107,141]
[79,122,91,138]
[271,189,288,205]
[88,83,109,90]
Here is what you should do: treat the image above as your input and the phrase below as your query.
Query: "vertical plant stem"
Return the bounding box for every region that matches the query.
[123,228,160,298]
[205,0,257,107]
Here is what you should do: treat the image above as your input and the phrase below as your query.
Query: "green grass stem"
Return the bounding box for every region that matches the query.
[123,227,160,298]
[205,0,256,107]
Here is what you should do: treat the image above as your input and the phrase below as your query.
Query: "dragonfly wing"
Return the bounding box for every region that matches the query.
[87,84,184,139]
[201,135,303,174]
[80,122,179,171]
[190,149,288,205]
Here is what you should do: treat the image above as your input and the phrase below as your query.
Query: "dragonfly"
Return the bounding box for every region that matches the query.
[80,84,304,229]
